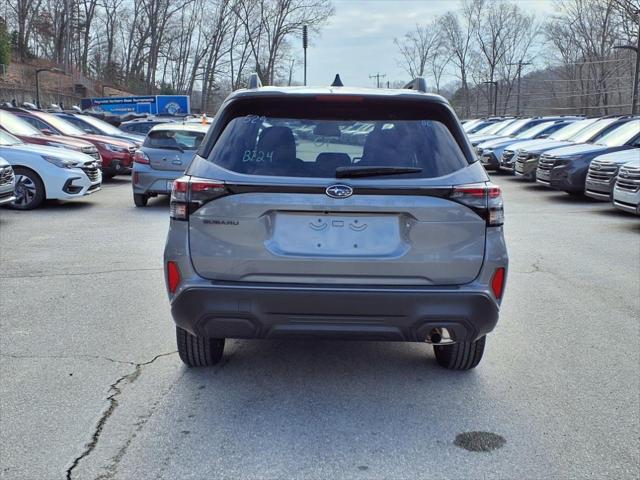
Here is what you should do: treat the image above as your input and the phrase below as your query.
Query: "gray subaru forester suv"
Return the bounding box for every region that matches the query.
[164,76,508,370]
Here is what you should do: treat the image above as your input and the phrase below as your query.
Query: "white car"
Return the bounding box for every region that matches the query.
[0,156,16,205]
[0,129,101,209]
[612,158,640,215]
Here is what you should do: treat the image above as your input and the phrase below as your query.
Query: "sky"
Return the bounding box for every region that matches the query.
[303,0,559,89]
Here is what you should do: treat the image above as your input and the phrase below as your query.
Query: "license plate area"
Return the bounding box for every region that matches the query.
[266,212,406,257]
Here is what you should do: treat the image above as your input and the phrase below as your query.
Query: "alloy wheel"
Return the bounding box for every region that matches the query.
[14,174,37,207]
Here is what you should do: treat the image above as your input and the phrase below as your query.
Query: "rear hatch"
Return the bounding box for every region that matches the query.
[144,128,205,171]
[185,95,491,286]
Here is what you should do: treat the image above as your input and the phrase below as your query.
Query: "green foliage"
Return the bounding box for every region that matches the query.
[0,22,10,67]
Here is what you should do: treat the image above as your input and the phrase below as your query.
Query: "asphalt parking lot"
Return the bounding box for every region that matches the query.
[1,175,638,480]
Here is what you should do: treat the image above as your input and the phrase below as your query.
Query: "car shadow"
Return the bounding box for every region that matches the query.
[589,207,640,228]
[102,176,131,186]
[39,199,95,210]
[544,192,600,204]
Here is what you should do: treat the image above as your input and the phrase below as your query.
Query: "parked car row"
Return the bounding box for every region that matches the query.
[0,106,141,209]
[0,105,211,210]
[469,115,640,215]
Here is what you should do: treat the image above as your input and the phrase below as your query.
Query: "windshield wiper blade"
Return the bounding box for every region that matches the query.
[335,166,422,178]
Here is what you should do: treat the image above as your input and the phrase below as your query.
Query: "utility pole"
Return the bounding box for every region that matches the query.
[369,73,386,88]
[302,25,308,86]
[614,9,640,115]
[508,61,532,116]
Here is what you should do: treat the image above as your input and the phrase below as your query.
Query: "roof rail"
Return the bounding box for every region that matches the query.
[247,73,262,89]
[403,77,428,93]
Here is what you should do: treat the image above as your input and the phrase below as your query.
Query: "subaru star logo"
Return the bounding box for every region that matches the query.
[592,164,601,170]
[620,171,628,178]
[326,184,353,199]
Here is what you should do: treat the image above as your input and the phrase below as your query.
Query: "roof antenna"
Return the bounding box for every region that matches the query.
[331,74,344,87]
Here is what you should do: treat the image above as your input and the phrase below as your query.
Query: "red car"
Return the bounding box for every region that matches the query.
[7,108,136,178]
[0,109,100,160]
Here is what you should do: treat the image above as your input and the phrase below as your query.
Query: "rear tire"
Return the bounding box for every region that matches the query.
[176,326,225,367]
[10,167,45,210]
[433,336,486,370]
[133,193,148,207]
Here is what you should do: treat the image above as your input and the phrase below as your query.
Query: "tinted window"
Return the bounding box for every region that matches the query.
[62,115,98,133]
[206,116,469,179]
[144,129,205,150]
[20,115,52,132]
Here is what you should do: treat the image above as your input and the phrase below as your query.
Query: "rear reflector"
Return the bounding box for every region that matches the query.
[491,267,506,299]
[167,261,181,293]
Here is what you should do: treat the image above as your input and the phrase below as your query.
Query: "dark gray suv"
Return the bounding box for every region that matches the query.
[164,76,508,370]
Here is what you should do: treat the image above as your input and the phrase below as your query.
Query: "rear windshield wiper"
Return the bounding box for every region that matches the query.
[335,166,422,178]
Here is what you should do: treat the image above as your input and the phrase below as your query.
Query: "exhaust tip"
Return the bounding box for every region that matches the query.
[425,327,454,345]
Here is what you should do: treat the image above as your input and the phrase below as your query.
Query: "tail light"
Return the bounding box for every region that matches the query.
[170,176,227,220]
[449,184,504,226]
[133,150,150,164]
[491,267,506,299]
[166,261,181,293]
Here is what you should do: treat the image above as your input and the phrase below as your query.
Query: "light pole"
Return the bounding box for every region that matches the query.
[302,25,308,86]
[482,80,498,116]
[35,67,63,109]
[508,61,532,116]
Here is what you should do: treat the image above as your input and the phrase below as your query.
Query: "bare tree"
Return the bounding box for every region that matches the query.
[440,0,480,116]
[233,0,334,85]
[394,20,442,79]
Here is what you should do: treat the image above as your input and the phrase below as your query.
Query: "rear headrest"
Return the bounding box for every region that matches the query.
[361,126,411,166]
[256,126,296,164]
[316,152,351,168]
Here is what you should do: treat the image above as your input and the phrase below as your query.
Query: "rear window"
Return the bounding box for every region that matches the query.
[205,116,469,179]
[144,129,205,150]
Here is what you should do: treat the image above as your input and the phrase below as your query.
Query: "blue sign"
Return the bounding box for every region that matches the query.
[81,95,190,115]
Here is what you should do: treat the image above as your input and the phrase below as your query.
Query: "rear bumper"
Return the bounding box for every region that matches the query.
[132,164,183,195]
[171,283,500,343]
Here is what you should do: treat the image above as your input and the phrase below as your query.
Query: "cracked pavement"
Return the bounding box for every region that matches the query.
[1,175,639,479]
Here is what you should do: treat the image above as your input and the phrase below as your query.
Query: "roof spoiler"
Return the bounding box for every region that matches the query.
[247,73,262,89]
[403,77,427,93]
